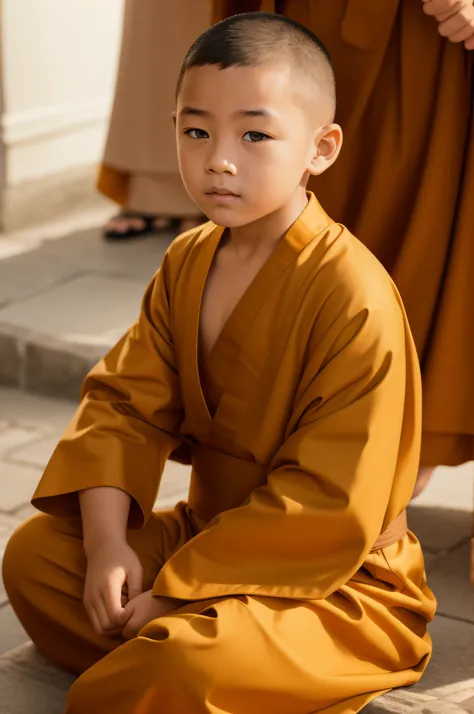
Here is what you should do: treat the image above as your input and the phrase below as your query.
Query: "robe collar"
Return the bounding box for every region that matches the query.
[181,192,333,438]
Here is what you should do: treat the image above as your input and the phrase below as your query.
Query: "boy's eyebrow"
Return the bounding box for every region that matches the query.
[179,107,210,117]
[179,107,277,119]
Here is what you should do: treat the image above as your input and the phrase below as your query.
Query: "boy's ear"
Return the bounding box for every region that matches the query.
[308,124,343,177]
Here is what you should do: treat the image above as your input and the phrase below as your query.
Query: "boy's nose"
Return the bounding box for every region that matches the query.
[206,157,237,176]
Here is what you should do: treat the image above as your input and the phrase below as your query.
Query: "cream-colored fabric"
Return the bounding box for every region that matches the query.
[98,0,209,215]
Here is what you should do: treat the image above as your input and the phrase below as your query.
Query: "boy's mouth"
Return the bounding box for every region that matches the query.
[206,187,240,197]
[205,187,241,204]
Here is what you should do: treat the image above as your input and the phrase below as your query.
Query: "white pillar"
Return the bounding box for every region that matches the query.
[0,0,124,230]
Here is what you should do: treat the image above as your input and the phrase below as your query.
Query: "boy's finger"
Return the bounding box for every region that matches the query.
[435,6,461,21]
[126,567,143,601]
[121,616,138,641]
[464,32,474,48]
[120,601,139,639]
[423,0,460,16]
[101,589,129,626]
[114,606,131,626]
[95,595,115,631]
[102,573,127,622]
[438,10,469,35]
[448,23,474,41]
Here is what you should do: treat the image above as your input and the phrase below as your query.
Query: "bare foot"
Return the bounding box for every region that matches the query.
[411,466,435,500]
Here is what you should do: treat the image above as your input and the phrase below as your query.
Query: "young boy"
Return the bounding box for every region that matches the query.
[3,13,436,714]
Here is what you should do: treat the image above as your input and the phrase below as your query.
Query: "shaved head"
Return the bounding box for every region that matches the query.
[176,12,336,123]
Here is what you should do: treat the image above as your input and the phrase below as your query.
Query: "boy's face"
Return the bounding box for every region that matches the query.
[175,63,340,228]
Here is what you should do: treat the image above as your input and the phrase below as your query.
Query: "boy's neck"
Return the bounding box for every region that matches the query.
[226,189,309,255]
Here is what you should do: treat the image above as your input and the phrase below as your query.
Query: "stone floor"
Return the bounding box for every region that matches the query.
[0,387,473,712]
[0,223,173,399]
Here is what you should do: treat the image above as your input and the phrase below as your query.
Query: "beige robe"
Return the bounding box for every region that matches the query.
[98,0,209,216]
[4,195,435,713]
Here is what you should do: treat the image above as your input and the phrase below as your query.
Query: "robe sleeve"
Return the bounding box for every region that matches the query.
[32,253,184,529]
[152,296,420,600]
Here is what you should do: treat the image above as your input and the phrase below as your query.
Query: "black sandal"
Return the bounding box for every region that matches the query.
[103,212,180,241]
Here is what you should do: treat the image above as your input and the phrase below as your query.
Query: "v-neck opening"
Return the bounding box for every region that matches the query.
[196,226,298,416]
[185,192,333,431]
[199,235,290,364]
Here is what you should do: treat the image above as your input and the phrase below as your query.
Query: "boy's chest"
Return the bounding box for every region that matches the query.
[199,250,270,360]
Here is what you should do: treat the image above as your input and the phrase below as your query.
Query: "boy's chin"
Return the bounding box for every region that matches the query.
[200,204,269,229]
[201,208,250,229]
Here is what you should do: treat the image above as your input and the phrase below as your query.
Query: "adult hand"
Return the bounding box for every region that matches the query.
[83,537,143,637]
[422,0,474,48]
[121,590,182,640]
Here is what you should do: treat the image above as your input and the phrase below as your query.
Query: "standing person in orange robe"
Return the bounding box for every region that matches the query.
[3,14,435,713]
[212,1,474,499]
[99,0,209,239]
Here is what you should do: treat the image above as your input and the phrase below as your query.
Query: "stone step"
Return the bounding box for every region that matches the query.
[0,226,172,401]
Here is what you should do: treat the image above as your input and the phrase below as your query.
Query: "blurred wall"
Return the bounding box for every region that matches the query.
[0,0,124,186]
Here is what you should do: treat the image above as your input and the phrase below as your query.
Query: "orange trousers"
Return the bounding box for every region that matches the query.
[3,510,432,714]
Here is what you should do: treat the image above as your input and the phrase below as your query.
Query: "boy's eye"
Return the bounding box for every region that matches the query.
[243,131,270,143]
[184,128,209,139]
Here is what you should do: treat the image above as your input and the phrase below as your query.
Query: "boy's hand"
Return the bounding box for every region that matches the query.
[121,591,182,640]
[422,0,474,48]
[83,537,143,637]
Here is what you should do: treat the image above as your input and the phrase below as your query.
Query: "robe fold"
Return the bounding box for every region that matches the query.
[212,0,474,470]
[16,194,435,712]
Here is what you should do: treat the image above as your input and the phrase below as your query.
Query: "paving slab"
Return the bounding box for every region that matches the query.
[0,239,28,262]
[0,604,29,656]
[420,615,474,694]
[40,226,169,282]
[12,503,37,521]
[1,642,75,692]
[0,388,75,432]
[0,514,22,606]
[0,654,70,714]
[0,274,146,348]
[0,461,42,513]
[0,247,79,310]
[365,615,474,712]
[408,504,471,554]
[427,543,474,624]
[27,334,101,401]
[0,427,43,459]
[7,436,60,469]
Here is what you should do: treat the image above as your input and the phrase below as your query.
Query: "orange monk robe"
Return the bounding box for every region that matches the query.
[8,195,435,713]
[213,0,474,470]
